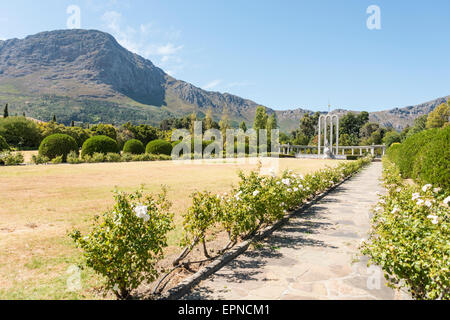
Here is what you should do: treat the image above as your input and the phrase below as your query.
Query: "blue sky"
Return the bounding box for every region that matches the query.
[0,0,449,112]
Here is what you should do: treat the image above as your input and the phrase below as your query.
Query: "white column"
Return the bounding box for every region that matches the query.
[335,116,339,156]
[318,116,322,155]
[330,118,333,155]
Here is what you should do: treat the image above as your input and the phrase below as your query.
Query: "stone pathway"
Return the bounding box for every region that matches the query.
[184,162,410,300]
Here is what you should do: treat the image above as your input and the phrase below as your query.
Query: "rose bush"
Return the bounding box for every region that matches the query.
[361,159,449,300]
[70,188,173,299]
[178,157,372,263]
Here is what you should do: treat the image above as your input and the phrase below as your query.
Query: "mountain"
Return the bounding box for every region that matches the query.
[0,29,260,127]
[0,29,448,132]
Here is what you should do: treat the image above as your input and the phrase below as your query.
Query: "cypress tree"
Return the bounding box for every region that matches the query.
[3,104,8,118]
[52,115,57,122]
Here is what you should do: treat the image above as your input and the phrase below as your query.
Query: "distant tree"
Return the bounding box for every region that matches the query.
[22,112,26,117]
[357,111,370,127]
[253,106,268,131]
[219,109,231,138]
[266,114,278,132]
[339,133,359,146]
[426,103,450,129]
[91,124,117,140]
[239,121,247,132]
[406,114,428,138]
[279,132,291,144]
[340,113,361,137]
[0,117,41,148]
[204,108,214,131]
[189,112,197,134]
[299,113,316,139]
[292,132,310,145]
[71,121,75,127]
[123,123,159,146]
[3,104,8,118]
[360,122,380,139]
[383,130,402,147]
[52,115,57,123]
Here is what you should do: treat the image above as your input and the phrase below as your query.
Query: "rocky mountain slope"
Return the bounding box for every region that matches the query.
[0,29,447,132]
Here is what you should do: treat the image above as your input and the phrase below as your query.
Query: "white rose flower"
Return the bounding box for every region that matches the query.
[253,190,260,197]
[134,205,150,222]
[412,193,421,201]
[443,196,450,205]
[424,200,432,208]
[294,187,299,192]
[427,215,439,225]
[416,199,424,206]
[422,184,432,192]
[391,207,399,214]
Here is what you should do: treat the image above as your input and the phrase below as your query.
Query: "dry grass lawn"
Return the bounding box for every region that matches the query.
[0,158,345,299]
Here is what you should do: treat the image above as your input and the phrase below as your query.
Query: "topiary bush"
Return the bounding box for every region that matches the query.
[0,116,41,149]
[146,139,173,156]
[413,126,449,191]
[395,129,438,178]
[0,135,9,151]
[81,135,119,157]
[39,134,79,162]
[123,139,145,155]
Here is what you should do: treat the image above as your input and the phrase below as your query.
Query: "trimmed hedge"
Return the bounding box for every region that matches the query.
[81,135,119,157]
[39,134,78,162]
[146,140,172,155]
[0,135,9,151]
[413,126,449,190]
[123,139,145,155]
[386,127,449,191]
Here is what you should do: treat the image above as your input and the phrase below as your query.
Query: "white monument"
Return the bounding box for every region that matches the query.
[318,114,339,159]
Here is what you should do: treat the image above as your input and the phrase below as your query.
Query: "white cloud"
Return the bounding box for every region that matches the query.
[156,43,184,56]
[100,10,184,75]
[225,81,254,89]
[203,80,222,90]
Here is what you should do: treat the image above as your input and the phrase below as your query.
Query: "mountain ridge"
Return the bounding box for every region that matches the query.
[0,29,448,132]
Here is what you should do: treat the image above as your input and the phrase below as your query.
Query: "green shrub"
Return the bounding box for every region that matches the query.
[0,151,24,166]
[106,152,122,163]
[70,188,173,299]
[362,159,450,300]
[0,135,9,151]
[91,153,106,163]
[51,156,63,164]
[395,129,438,178]
[0,117,41,148]
[387,128,449,190]
[121,153,134,162]
[32,154,50,165]
[81,135,119,157]
[146,139,172,155]
[67,151,83,164]
[413,126,449,191]
[123,139,145,155]
[39,134,79,162]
